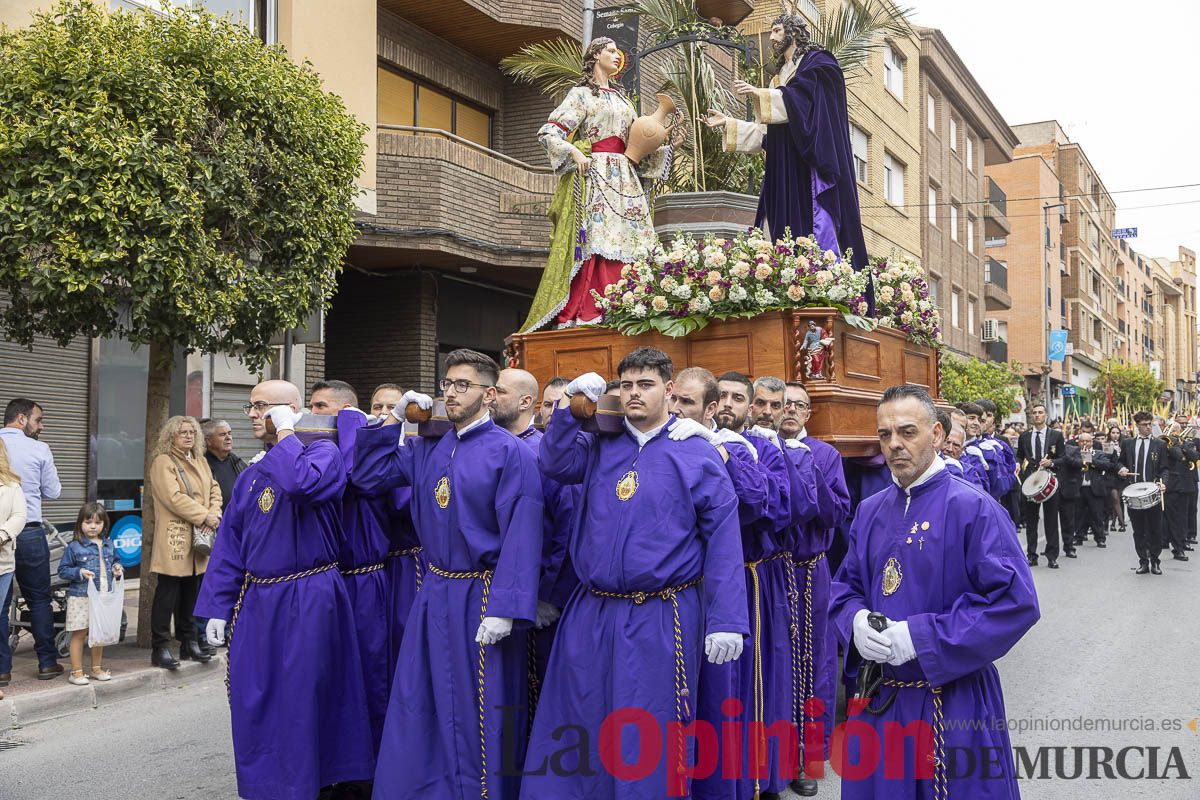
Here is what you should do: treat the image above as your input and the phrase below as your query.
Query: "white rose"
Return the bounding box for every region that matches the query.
[631,303,648,318]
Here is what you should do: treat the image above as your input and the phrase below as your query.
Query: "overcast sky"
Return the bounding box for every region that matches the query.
[909,0,1200,261]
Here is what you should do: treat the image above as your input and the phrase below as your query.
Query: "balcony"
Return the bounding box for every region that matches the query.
[377,0,582,62]
[985,340,1008,363]
[984,257,1011,311]
[984,177,1011,237]
[357,127,557,279]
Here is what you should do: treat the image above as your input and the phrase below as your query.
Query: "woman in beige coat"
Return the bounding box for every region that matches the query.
[148,415,222,670]
[0,439,28,699]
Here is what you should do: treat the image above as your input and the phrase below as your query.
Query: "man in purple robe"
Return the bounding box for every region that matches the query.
[705,12,868,272]
[197,380,374,800]
[493,367,579,687]
[943,422,989,492]
[778,380,850,794]
[520,348,748,800]
[671,369,812,800]
[354,350,544,800]
[830,385,1040,799]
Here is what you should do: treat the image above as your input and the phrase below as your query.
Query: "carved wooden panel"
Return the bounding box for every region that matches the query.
[842,333,883,384]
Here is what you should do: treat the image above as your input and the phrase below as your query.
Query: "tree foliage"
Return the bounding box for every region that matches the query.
[939,353,1025,415]
[1089,359,1164,414]
[0,0,366,369]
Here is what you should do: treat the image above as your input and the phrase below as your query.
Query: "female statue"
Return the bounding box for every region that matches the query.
[520,38,681,331]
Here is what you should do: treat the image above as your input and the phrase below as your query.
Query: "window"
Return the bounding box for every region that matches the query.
[377,66,493,147]
[884,153,905,206]
[112,0,274,42]
[929,276,941,305]
[928,185,938,225]
[850,125,868,184]
[950,204,959,241]
[968,301,975,335]
[949,117,958,151]
[883,44,904,101]
[965,136,974,171]
[951,290,961,328]
[967,216,975,253]
[927,94,936,131]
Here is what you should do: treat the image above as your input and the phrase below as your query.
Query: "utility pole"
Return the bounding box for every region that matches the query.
[582,0,595,47]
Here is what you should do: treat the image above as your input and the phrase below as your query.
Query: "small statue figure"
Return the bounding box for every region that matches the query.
[803,320,833,379]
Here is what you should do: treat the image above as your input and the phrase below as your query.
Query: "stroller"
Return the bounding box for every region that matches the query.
[6,521,129,658]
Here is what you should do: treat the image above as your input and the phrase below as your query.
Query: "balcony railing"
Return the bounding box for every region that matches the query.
[985,257,1008,291]
[986,177,1007,216]
[985,340,1008,363]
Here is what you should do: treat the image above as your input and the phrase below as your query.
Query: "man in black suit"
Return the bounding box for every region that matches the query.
[1062,430,1116,548]
[1016,402,1068,568]
[1161,422,1198,561]
[1117,411,1169,575]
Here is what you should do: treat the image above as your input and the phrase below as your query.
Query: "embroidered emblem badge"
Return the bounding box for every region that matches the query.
[258,487,275,514]
[435,476,451,509]
[616,470,639,502]
[882,556,903,596]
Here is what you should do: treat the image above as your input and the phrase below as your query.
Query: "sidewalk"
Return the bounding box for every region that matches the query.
[1,579,226,729]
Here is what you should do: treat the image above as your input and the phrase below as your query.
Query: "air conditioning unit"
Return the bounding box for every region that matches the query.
[981,319,1000,342]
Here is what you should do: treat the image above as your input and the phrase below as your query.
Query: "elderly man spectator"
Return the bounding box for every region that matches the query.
[0,398,63,682]
[202,419,247,514]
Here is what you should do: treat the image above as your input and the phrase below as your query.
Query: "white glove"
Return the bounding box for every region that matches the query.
[391,390,434,422]
[784,437,810,450]
[206,618,227,646]
[750,425,782,451]
[565,372,607,402]
[705,632,744,665]
[853,609,892,663]
[266,406,303,433]
[713,428,758,461]
[667,417,719,443]
[883,619,916,666]
[475,616,514,645]
[535,601,561,630]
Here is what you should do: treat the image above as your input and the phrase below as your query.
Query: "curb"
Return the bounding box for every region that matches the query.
[1,655,226,729]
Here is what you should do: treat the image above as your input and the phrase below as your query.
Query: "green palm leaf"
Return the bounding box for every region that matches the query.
[500,38,583,102]
[814,0,914,82]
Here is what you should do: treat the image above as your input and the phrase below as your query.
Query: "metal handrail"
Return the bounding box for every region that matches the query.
[376,124,554,174]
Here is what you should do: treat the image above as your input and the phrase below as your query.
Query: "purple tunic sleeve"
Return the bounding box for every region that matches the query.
[539,482,579,607]
[906,502,1040,687]
[696,451,750,636]
[828,503,874,647]
[259,436,346,505]
[754,439,794,533]
[350,423,415,493]
[786,447,819,527]
[812,443,851,531]
[483,442,545,623]
[540,406,595,485]
[193,467,251,620]
[723,443,771,528]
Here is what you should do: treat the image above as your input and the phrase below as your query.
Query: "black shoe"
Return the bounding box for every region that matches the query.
[179,640,213,663]
[37,663,64,680]
[1173,553,1189,562]
[1047,559,1059,569]
[1151,562,1163,575]
[151,646,180,670]
[1184,545,1195,551]
[1073,537,1084,546]
[0,672,10,687]
[1135,564,1150,574]
[1097,541,1107,548]
[1065,550,1077,558]
[790,778,819,797]
[1119,524,1126,532]
[200,641,219,656]
[1027,555,1038,567]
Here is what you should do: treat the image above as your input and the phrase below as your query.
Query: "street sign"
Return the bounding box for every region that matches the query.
[1048,329,1068,362]
[1061,385,1077,397]
[1112,227,1138,239]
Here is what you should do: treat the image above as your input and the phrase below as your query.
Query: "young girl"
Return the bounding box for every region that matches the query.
[58,502,123,685]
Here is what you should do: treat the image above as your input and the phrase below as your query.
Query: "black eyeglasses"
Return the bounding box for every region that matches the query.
[439,379,492,394]
[783,400,811,410]
[242,401,289,416]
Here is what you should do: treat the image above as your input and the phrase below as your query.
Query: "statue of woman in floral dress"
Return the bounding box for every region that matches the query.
[520,38,681,331]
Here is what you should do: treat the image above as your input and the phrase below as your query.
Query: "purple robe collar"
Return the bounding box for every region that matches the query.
[451,411,492,442]
[890,455,947,511]
[623,414,673,450]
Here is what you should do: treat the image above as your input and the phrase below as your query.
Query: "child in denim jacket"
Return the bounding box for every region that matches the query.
[58,502,123,685]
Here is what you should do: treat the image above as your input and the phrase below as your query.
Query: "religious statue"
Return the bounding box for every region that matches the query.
[704,6,869,273]
[802,319,833,379]
[520,38,683,332]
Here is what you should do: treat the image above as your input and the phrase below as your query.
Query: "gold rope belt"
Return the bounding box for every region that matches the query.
[743,558,771,798]
[785,551,826,767]
[588,575,704,775]
[426,562,495,799]
[340,561,386,576]
[386,546,424,591]
[225,562,340,698]
[880,678,947,799]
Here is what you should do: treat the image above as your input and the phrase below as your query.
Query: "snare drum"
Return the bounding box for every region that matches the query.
[1122,481,1162,510]
[1021,469,1058,503]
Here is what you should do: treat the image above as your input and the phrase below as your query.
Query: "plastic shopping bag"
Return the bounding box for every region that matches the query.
[88,575,124,648]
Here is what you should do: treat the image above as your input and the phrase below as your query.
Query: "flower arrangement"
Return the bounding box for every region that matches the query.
[590,228,941,346]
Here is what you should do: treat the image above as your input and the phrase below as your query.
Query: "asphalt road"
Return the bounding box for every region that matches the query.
[3,522,1196,800]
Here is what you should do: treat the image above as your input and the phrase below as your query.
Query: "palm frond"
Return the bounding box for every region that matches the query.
[499,39,583,102]
[619,0,696,39]
[816,0,913,82]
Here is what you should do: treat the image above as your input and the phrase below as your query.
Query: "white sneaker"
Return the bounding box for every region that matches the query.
[68,670,90,686]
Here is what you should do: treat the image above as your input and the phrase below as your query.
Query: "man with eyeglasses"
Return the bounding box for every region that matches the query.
[196,379,374,800]
[522,348,748,799]
[353,349,543,800]
[777,381,850,790]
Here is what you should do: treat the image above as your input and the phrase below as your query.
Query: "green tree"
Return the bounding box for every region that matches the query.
[1089,360,1163,414]
[939,353,1025,415]
[0,1,366,644]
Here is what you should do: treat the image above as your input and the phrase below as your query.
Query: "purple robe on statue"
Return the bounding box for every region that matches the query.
[194,435,374,800]
[829,464,1040,799]
[335,410,395,751]
[354,416,544,800]
[782,434,850,767]
[520,408,748,800]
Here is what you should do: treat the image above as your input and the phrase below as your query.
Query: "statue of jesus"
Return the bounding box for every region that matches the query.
[704,10,868,273]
